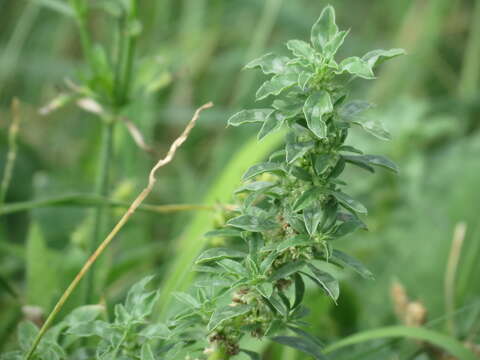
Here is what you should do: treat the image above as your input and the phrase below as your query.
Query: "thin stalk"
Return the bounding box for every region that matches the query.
[458,0,480,99]
[24,103,212,360]
[120,0,138,106]
[1,98,21,205]
[85,118,116,304]
[0,194,215,216]
[0,98,22,302]
[444,222,467,336]
[69,0,95,70]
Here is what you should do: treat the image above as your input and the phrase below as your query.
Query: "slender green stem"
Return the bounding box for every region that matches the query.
[458,0,480,99]
[1,99,21,205]
[120,0,138,106]
[85,119,115,304]
[0,194,215,216]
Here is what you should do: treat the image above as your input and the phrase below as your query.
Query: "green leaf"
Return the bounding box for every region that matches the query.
[125,276,159,320]
[343,155,375,173]
[272,99,303,119]
[260,251,278,273]
[256,282,274,298]
[275,236,311,252]
[235,181,276,194]
[195,248,246,264]
[339,100,373,119]
[323,29,349,58]
[286,134,315,164]
[286,40,316,62]
[293,187,322,211]
[258,112,286,140]
[66,304,103,323]
[172,292,201,308]
[207,304,252,331]
[271,336,325,360]
[269,260,306,281]
[227,215,277,232]
[303,91,333,138]
[256,73,299,100]
[330,218,365,239]
[324,326,477,360]
[217,259,248,277]
[139,323,171,339]
[337,57,374,79]
[362,48,405,69]
[314,153,336,175]
[293,273,305,309]
[204,228,243,238]
[227,109,274,127]
[331,191,367,214]
[18,321,38,352]
[311,5,338,53]
[240,349,261,360]
[242,162,284,181]
[352,118,391,140]
[245,53,290,74]
[298,71,313,90]
[306,264,339,301]
[332,249,374,279]
[363,154,398,173]
[303,205,323,236]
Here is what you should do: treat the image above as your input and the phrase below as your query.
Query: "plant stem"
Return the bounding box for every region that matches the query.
[0,194,215,216]
[0,98,21,205]
[85,118,115,304]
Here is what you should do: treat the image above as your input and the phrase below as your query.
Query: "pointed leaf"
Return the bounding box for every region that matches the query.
[258,112,286,140]
[204,228,243,238]
[286,40,316,62]
[303,91,333,138]
[227,215,277,232]
[242,162,284,180]
[271,336,326,360]
[303,205,323,236]
[352,118,391,140]
[362,48,406,68]
[331,191,367,214]
[245,53,290,74]
[311,5,338,53]
[332,249,374,279]
[256,73,298,100]
[207,304,252,331]
[293,273,305,309]
[195,248,246,264]
[337,57,374,79]
[227,109,274,127]
[306,264,339,301]
[269,260,306,281]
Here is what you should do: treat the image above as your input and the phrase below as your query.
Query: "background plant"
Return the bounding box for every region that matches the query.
[1,0,480,359]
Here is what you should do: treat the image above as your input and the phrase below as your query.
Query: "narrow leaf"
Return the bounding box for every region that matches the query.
[207,304,252,332]
[227,109,274,127]
[303,91,333,138]
[195,248,246,264]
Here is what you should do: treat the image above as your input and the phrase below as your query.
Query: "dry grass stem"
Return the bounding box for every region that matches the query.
[25,102,213,360]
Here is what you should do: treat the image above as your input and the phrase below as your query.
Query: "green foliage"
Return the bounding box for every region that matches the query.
[149,5,402,359]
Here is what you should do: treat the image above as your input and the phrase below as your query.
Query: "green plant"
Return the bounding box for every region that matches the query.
[2,4,407,360]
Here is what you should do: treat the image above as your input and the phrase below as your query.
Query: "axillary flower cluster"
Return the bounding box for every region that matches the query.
[165,6,405,359]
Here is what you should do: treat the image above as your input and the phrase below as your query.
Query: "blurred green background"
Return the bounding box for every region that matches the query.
[1,0,480,358]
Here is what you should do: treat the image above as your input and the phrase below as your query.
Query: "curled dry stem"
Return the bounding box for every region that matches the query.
[25,102,213,360]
